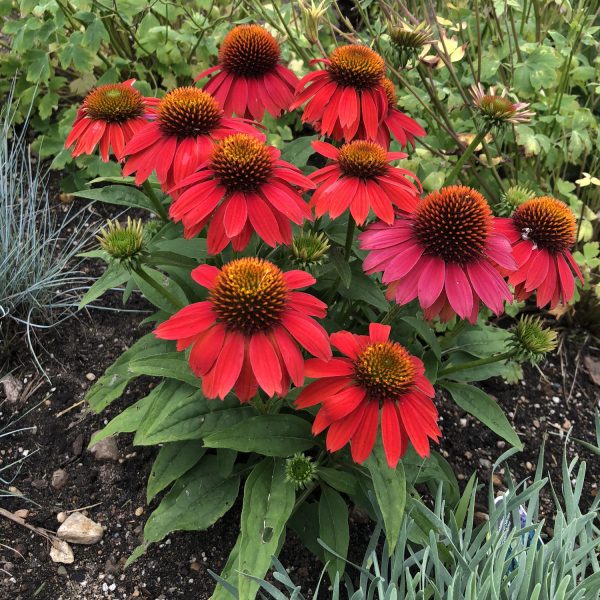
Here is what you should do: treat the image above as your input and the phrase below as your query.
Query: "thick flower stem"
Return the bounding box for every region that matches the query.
[142,181,169,221]
[344,216,356,260]
[444,128,489,187]
[381,304,401,325]
[438,350,514,377]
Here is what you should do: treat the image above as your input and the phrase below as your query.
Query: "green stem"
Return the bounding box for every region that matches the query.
[142,181,169,221]
[439,350,514,377]
[381,304,401,325]
[444,128,489,187]
[344,216,356,260]
[133,266,184,311]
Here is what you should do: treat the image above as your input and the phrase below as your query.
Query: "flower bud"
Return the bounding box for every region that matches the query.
[290,231,330,269]
[97,217,145,264]
[285,453,317,490]
[388,21,432,68]
[509,315,557,363]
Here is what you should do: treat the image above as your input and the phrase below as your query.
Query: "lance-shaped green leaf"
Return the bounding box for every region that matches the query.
[365,441,406,553]
[79,263,129,309]
[133,380,255,446]
[86,333,172,412]
[146,441,206,503]
[237,459,295,600]
[442,381,523,450]
[203,414,315,457]
[319,485,349,581]
[73,184,158,214]
[127,352,199,387]
[143,455,239,543]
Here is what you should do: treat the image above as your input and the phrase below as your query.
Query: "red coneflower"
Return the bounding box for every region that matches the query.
[360,186,516,323]
[169,133,314,253]
[290,44,389,142]
[154,258,331,401]
[375,78,426,149]
[122,87,262,192]
[296,323,440,467]
[309,139,420,225]
[65,80,156,162]
[496,197,583,308]
[195,24,298,121]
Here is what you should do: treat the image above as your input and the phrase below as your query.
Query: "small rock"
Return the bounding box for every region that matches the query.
[562,419,572,430]
[3,562,14,573]
[1,374,23,403]
[13,509,29,520]
[492,474,503,487]
[478,458,492,470]
[532,419,540,428]
[57,512,67,524]
[85,372,96,381]
[496,441,506,449]
[584,355,600,386]
[526,461,534,471]
[190,561,201,572]
[50,540,74,564]
[459,418,467,427]
[464,451,473,460]
[8,486,23,496]
[31,479,48,490]
[134,506,144,517]
[57,566,68,577]
[51,469,69,490]
[57,512,104,545]
[89,435,119,461]
[72,434,84,456]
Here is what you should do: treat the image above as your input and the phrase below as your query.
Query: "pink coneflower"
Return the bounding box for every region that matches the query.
[169,133,313,253]
[496,197,583,308]
[360,186,516,323]
[122,87,262,192]
[309,140,420,224]
[290,44,388,142]
[155,258,331,401]
[195,24,298,121]
[65,80,156,162]
[296,323,440,467]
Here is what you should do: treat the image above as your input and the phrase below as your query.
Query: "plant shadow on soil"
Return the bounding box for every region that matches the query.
[1,210,599,600]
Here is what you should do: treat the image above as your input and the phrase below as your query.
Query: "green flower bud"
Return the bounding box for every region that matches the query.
[497,185,536,216]
[97,217,145,264]
[509,315,558,363]
[290,231,330,269]
[285,453,317,490]
[388,21,432,68]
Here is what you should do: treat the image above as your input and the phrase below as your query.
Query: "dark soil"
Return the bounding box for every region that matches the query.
[1,203,599,600]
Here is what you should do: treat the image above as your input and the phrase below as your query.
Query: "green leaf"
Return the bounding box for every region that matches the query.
[143,455,239,543]
[339,267,388,311]
[237,459,295,600]
[317,467,359,495]
[147,441,206,503]
[25,49,50,82]
[127,352,199,387]
[365,442,406,553]
[401,316,441,360]
[86,334,172,412]
[442,381,523,450]
[153,237,207,261]
[88,393,155,448]
[280,135,317,171]
[133,380,255,445]
[210,535,242,600]
[288,502,323,561]
[318,485,349,581]
[330,247,352,288]
[73,185,158,214]
[131,267,188,313]
[203,414,315,457]
[79,263,129,309]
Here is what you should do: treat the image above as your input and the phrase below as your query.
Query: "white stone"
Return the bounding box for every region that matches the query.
[50,539,75,564]
[57,512,104,545]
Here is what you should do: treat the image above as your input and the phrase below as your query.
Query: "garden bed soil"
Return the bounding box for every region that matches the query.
[1,205,599,600]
